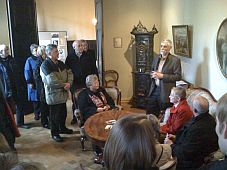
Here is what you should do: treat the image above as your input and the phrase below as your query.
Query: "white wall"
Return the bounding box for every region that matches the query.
[161,0,227,100]
[0,0,10,46]
[103,0,161,100]
[36,0,96,40]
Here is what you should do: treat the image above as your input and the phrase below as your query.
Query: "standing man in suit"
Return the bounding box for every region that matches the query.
[147,39,182,117]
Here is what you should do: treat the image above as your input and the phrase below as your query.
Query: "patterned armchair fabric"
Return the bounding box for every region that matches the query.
[186,88,217,116]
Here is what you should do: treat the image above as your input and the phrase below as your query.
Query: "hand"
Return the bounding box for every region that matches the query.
[151,71,164,79]
[103,105,110,111]
[164,133,175,144]
[168,134,176,140]
[64,83,71,90]
[97,107,105,112]
[30,83,36,89]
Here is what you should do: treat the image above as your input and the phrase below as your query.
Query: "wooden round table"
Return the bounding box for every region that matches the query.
[84,110,136,147]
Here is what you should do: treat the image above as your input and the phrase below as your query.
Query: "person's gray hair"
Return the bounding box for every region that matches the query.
[30,44,38,53]
[193,96,209,114]
[37,45,46,57]
[86,74,98,88]
[161,39,172,47]
[80,39,87,45]
[72,40,82,50]
[0,44,8,53]
[45,44,57,57]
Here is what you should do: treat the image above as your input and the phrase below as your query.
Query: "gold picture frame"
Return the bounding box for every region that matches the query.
[172,25,190,57]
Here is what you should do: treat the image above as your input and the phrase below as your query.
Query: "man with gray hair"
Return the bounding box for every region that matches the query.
[65,40,98,124]
[40,44,73,142]
[147,39,182,118]
[165,96,218,169]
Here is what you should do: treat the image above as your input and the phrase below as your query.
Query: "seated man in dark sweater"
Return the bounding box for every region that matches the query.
[198,93,227,170]
[164,96,218,170]
[77,74,115,164]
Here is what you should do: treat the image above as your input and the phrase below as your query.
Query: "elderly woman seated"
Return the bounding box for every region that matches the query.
[77,74,116,164]
[160,86,193,135]
[77,74,116,122]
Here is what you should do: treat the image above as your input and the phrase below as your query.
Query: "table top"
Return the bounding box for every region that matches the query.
[84,110,138,147]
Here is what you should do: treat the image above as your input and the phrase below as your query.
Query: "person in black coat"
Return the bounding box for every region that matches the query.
[165,96,218,170]
[77,74,115,164]
[0,87,19,150]
[65,40,98,124]
[0,44,29,129]
[198,93,227,170]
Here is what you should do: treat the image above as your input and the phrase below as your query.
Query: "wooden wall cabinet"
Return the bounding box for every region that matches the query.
[131,21,158,108]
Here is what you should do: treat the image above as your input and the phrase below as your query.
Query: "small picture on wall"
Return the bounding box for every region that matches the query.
[172,25,190,57]
[113,37,122,48]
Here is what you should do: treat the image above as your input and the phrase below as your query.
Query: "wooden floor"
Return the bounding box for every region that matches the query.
[15,101,145,170]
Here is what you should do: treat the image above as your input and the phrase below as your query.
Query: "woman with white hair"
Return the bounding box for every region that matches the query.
[77,74,115,121]
[77,74,115,164]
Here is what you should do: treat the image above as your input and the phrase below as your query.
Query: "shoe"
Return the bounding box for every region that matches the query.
[60,128,73,134]
[34,116,40,121]
[70,118,77,125]
[18,124,30,129]
[52,134,63,142]
[94,154,104,165]
[42,124,49,129]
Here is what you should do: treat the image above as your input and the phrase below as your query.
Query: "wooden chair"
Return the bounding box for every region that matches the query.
[104,70,119,87]
[104,70,121,104]
[73,88,86,151]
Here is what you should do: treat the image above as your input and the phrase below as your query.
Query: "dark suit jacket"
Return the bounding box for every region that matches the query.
[197,158,227,170]
[148,53,181,103]
[65,51,98,91]
[171,113,219,170]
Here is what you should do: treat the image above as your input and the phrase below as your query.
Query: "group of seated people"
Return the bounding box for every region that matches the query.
[75,77,226,169]
[102,91,227,170]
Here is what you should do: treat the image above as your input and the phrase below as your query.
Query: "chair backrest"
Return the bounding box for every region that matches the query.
[104,70,119,87]
[105,86,121,106]
[74,88,86,127]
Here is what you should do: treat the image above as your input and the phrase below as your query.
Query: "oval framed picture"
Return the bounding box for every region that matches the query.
[216,18,227,78]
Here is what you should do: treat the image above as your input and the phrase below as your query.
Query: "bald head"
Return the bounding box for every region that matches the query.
[193,96,209,115]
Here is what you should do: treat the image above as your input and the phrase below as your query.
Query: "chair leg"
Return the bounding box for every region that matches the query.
[81,136,86,151]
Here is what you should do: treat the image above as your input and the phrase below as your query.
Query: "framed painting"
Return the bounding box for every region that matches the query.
[172,25,190,57]
[113,37,122,48]
[216,18,227,78]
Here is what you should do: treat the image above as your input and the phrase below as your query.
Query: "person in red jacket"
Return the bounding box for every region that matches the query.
[160,86,193,135]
